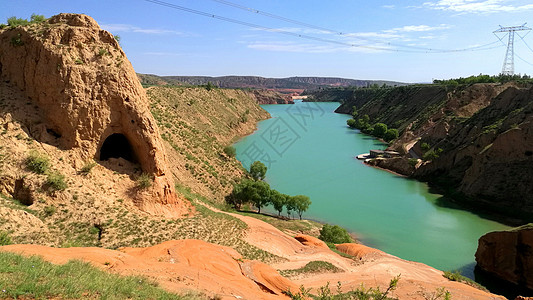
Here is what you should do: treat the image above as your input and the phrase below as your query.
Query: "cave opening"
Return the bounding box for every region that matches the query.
[99,133,137,162]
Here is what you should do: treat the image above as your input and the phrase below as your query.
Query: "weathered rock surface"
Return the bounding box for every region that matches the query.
[335,243,384,259]
[0,14,188,216]
[476,224,533,289]
[294,234,329,250]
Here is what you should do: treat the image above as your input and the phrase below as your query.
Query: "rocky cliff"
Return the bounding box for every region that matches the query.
[313,83,533,221]
[476,224,533,290]
[0,13,188,216]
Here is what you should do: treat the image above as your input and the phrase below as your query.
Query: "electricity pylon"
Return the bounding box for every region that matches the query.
[494,23,531,75]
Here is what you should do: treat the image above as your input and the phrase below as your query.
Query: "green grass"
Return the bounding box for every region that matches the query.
[443,270,488,291]
[0,251,197,299]
[25,150,50,174]
[46,171,68,192]
[234,211,322,235]
[136,173,152,189]
[280,261,341,277]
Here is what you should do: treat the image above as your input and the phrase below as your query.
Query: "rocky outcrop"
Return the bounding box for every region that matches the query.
[476,224,533,289]
[0,14,188,216]
[294,234,329,249]
[335,243,384,259]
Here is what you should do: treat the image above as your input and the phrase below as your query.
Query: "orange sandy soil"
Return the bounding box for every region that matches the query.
[1,209,505,299]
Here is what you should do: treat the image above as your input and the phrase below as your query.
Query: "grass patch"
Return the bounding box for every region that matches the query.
[0,251,193,299]
[79,161,97,175]
[280,261,341,277]
[26,150,50,174]
[136,173,152,189]
[443,270,488,291]
[45,171,68,192]
[234,211,322,236]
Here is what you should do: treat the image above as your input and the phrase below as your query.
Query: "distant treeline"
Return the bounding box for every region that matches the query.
[433,74,533,85]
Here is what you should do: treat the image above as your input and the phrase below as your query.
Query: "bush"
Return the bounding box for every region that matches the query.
[46,172,68,192]
[223,145,236,157]
[43,205,56,217]
[7,16,29,27]
[137,173,152,189]
[26,150,50,174]
[318,224,353,244]
[384,128,399,142]
[346,119,357,128]
[80,161,97,175]
[30,14,46,23]
[372,123,388,138]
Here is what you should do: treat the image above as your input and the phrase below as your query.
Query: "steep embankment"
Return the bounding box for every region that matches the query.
[312,83,533,221]
[147,86,270,201]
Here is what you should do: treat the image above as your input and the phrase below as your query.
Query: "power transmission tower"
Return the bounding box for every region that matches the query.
[494,23,531,75]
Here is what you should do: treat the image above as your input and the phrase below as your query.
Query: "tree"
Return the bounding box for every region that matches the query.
[318,224,353,244]
[351,106,358,118]
[384,128,399,142]
[293,195,311,220]
[245,180,271,214]
[346,119,357,128]
[285,195,297,219]
[225,181,247,210]
[372,123,388,138]
[270,189,286,216]
[250,161,267,181]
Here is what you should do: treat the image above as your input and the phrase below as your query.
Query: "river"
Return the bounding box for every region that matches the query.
[234,101,510,278]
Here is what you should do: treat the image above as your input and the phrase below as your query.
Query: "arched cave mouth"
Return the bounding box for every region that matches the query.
[99,133,138,163]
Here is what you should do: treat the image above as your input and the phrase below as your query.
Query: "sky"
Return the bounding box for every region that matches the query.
[2,0,533,83]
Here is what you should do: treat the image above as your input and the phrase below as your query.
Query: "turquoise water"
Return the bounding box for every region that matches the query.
[234,101,510,277]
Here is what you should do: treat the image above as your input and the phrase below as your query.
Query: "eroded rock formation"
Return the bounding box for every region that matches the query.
[476,224,533,290]
[0,14,187,216]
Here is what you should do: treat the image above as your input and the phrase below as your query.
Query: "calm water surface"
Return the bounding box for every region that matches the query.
[234,101,509,277]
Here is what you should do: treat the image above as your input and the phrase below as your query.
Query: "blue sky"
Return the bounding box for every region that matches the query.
[2,0,533,82]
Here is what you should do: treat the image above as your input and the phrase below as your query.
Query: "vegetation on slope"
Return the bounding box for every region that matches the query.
[146,85,269,201]
[0,251,198,299]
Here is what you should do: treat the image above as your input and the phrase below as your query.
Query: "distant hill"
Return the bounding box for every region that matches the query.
[137,73,407,93]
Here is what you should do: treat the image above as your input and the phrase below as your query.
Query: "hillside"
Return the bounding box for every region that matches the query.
[0,13,509,300]
[311,83,533,222]
[137,73,406,93]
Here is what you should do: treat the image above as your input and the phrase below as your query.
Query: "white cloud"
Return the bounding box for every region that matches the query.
[423,0,533,13]
[101,24,189,36]
[382,5,396,9]
[385,24,451,33]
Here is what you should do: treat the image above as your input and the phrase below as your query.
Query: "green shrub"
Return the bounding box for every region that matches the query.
[26,150,50,174]
[10,34,24,46]
[372,123,388,138]
[43,205,56,217]
[384,128,399,142]
[30,14,46,23]
[421,142,430,151]
[80,161,97,175]
[318,224,353,244]
[346,118,357,128]
[443,270,488,291]
[223,145,236,157]
[7,16,29,27]
[46,172,68,192]
[137,173,152,189]
[0,231,11,246]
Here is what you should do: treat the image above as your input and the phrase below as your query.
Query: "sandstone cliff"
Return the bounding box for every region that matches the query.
[476,224,533,290]
[314,83,533,220]
[0,13,189,216]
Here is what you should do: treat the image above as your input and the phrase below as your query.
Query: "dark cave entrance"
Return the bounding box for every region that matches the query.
[99,133,137,162]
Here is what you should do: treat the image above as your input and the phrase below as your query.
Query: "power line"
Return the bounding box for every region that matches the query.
[144,0,503,54]
[206,0,502,53]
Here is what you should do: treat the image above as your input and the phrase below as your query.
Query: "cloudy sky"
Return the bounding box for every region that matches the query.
[2,0,533,82]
